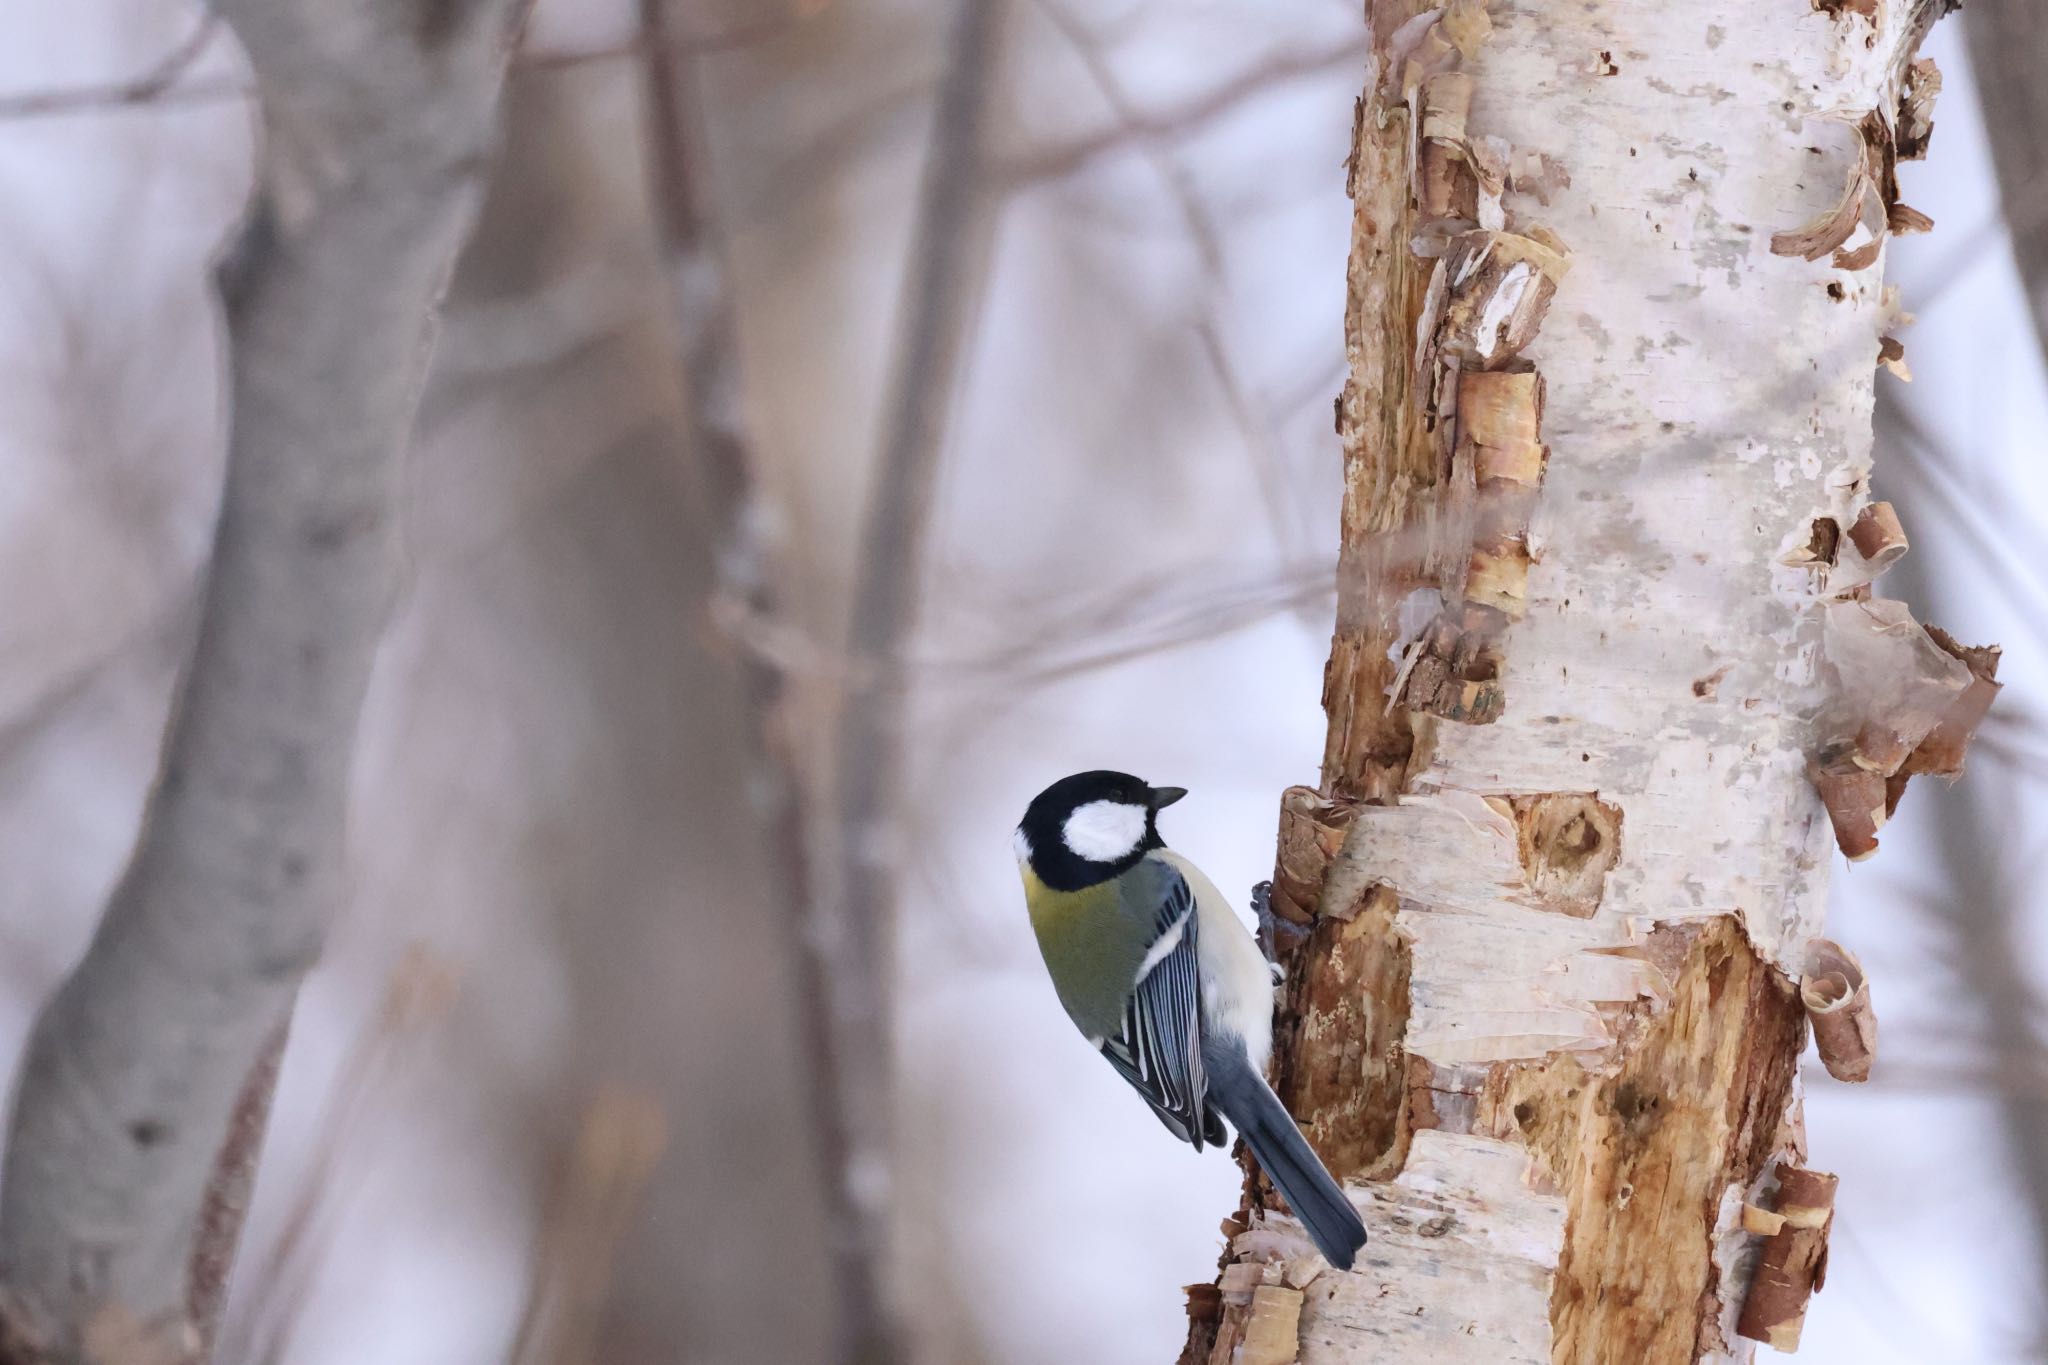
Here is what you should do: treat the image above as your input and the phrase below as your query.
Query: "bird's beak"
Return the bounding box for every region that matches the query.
[1149,785,1189,809]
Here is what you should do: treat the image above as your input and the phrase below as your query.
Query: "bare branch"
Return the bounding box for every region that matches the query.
[827,0,1003,1356]
[1028,0,1321,557]
[0,7,822,122]
[997,34,1368,187]
[0,12,221,120]
[0,0,527,1356]
[525,5,827,69]
[634,1,893,1359]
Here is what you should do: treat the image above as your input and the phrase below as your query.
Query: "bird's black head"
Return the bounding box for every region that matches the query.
[1013,770,1188,891]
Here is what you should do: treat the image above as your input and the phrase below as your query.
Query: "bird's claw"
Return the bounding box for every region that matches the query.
[1252,879,1307,968]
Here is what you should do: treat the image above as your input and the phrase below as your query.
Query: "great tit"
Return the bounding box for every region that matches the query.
[1013,771,1367,1269]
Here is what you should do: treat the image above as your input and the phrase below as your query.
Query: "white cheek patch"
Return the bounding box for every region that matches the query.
[1012,827,1033,864]
[1061,799,1147,862]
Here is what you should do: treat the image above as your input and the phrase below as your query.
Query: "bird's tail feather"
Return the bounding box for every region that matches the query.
[1205,1040,1367,1270]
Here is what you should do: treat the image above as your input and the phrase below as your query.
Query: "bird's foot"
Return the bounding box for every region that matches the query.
[1252,880,1308,971]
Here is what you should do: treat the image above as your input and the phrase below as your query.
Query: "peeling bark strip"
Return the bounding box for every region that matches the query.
[1801,940,1876,1083]
[1189,1,1971,1362]
[1805,590,2001,861]
[1195,1262,1310,1365]
[1771,4,1950,273]
[0,2,526,1359]
[1845,501,1906,569]
[1735,1168,1839,1352]
[1780,432,2001,865]
[1389,195,1566,725]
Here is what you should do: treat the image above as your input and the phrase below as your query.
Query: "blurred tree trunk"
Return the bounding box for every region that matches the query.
[1967,0,2048,361]
[0,2,522,1359]
[1932,0,2048,1329]
[1186,3,1969,1362]
[415,65,834,1365]
[1872,393,2048,1339]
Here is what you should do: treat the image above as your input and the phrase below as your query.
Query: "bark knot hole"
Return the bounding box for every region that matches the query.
[1610,1080,1665,1142]
[1508,792,1623,917]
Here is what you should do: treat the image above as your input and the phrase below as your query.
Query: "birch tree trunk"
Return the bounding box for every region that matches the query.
[1186,2,1988,1362]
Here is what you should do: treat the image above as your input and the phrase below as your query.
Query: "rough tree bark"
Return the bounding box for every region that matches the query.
[1185,3,1989,1362]
[0,1,525,1360]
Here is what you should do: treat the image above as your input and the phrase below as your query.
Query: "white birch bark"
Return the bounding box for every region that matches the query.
[1188,2,1977,1362]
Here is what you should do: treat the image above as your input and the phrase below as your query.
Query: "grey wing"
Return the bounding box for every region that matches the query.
[1098,862,1225,1150]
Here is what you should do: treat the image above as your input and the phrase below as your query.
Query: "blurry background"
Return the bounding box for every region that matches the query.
[0,1,2042,1362]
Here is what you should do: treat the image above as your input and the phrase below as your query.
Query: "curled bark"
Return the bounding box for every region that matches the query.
[0,1,526,1357]
[1735,1167,1840,1352]
[1801,940,1877,1083]
[1845,501,1908,571]
[1808,600,2001,859]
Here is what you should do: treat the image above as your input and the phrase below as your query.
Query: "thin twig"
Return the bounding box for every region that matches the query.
[0,6,823,121]
[997,34,1368,187]
[1939,9,2048,1321]
[1877,390,2048,657]
[924,564,1332,686]
[0,12,220,119]
[187,1023,286,1353]
[1029,0,1325,557]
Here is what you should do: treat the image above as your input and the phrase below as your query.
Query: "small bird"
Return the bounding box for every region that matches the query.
[1013,770,1367,1269]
